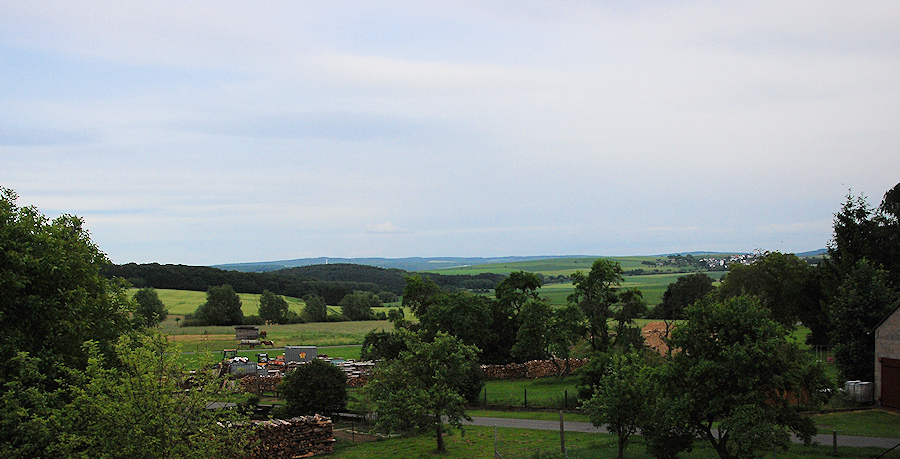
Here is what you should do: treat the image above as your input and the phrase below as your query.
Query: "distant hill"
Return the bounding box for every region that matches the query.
[214,256,580,273]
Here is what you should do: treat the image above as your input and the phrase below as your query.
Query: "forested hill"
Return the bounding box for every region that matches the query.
[101,262,505,304]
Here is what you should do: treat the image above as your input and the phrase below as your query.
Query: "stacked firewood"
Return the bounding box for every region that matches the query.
[481,359,590,379]
[346,374,368,388]
[245,415,335,459]
[239,374,282,394]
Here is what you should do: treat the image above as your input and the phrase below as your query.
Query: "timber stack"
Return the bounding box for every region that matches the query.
[245,415,335,458]
[481,358,590,379]
[239,374,282,394]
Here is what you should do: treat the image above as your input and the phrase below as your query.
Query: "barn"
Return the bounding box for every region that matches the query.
[875,305,900,409]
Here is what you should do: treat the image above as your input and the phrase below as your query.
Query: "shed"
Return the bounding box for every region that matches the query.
[875,304,900,409]
[235,326,259,341]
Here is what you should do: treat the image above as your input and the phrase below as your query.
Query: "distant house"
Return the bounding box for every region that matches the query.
[875,305,900,409]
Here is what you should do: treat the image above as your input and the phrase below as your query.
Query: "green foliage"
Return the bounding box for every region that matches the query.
[132,287,168,328]
[258,289,290,323]
[581,352,649,459]
[402,274,443,317]
[828,259,899,381]
[279,359,347,416]
[511,299,554,362]
[339,290,381,321]
[301,294,328,322]
[189,284,244,326]
[653,272,714,320]
[495,270,542,314]
[366,331,481,452]
[53,332,250,458]
[568,259,624,352]
[659,296,831,459]
[0,188,136,455]
[360,330,408,361]
[717,251,814,327]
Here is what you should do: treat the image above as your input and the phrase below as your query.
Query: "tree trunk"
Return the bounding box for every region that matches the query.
[435,420,445,452]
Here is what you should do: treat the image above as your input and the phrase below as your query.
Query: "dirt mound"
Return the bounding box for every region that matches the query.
[642,321,674,355]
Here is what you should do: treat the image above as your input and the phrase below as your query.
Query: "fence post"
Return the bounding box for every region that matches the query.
[524,388,527,408]
[833,430,837,455]
[559,410,566,456]
[564,390,568,409]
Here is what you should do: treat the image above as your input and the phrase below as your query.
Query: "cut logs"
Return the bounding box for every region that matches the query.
[245,415,335,459]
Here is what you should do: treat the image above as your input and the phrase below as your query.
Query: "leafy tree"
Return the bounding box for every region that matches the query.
[0,188,135,455]
[495,270,542,314]
[613,288,647,351]
[546,305,586,375]
[402,274,442,317]
[366,331,480,452]
[132,287,168,328]
[510,298,554,362]
[279,359,347,416]
[828,259,899,381]
[582,352,650,459]
[568,259,624,352]
[54,332,250,458]
[191,285,243,326]
[717,251,813,327]
[339,290,381,321]
[258,289,289,324]
[302,294,328,322]
[654,272,714,320]
[660,296,831,459]
[360,330,409,361]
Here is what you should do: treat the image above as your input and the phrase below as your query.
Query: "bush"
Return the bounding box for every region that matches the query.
[279,360,347,416]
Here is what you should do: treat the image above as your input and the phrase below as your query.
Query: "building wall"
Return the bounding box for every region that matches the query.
[875,307,900,403]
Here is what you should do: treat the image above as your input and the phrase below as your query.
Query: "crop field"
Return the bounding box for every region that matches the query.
[138,288,306,316]
[423,255,734,276]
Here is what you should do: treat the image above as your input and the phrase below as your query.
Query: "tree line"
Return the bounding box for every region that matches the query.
[102,261,505,305]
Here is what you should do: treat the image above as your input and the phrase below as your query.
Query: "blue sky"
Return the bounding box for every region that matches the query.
[2,1,899,265]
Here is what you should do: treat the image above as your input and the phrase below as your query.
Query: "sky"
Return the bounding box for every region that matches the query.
[2,1,899,266]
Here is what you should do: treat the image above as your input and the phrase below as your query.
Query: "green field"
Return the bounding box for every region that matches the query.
[138,288,306,316]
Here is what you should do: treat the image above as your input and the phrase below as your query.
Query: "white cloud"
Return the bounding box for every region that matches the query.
[366,222,409,234]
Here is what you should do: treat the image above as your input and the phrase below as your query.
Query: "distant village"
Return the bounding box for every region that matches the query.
[642,253,762,271]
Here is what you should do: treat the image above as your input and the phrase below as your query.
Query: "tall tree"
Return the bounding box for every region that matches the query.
[654,272,714,320]
[568,259,623,352]
[132,287,168,328]
[717,251,813,327]
[0,187,134,456]
[192,285,243,325]
[367,331,480,453]
[339,290,380,321]
[828,259,899,381]
[495,270,542,314]
[660,296,830,459]
[258,289,289,324]
[402,274,443,318]
[301,294,328,322]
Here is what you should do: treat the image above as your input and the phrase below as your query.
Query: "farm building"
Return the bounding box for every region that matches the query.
[875,305,900,409]
[235,325,259,341]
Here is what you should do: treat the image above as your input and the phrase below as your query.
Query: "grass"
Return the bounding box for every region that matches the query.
[467,409,591,423]
[480,376,581,410]
[813,409,900,438]
[331,425,889,458]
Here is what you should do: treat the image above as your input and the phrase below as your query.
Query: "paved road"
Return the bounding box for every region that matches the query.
[465,416,900,450]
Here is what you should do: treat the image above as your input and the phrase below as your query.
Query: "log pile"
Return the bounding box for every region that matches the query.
[481,359,590,379]
[245,415,335,459]
[239,374,282,394]
[346,374,368,388]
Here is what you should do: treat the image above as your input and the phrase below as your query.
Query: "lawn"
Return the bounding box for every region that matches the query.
[813,409,900,438]
[480,376,582,410]
[331,425,888,458]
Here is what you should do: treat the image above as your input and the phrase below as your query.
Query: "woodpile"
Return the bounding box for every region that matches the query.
[240,374,282,394]
[481,359,589,379]
[245,415,335,459]
[346,374,368,388]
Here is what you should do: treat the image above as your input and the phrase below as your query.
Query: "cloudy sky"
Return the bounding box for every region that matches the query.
[2,2,899,265]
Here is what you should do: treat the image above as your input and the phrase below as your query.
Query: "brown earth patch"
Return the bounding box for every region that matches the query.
[642,321,674,356]
[167,334,234,342]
